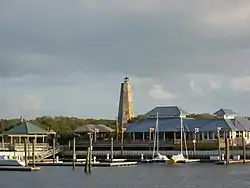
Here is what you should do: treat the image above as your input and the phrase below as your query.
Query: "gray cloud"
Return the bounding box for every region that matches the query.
[1,0,250,118]
[1,0,250,79]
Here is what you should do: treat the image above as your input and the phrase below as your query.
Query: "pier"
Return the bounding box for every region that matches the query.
[215,160,250,165]
[0,166,41,171]
[29,161,137,167]
[62,149,250,160]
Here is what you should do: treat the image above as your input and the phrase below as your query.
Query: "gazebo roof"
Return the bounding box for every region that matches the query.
[6,121,48,135]
[73,124,114,134]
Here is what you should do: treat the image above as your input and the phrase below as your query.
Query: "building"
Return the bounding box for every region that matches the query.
[117,76,134,126]
[213,108,238,119]
[125,106,250,149]
[1,120,63,160]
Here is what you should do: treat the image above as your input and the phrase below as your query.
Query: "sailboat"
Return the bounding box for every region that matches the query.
[169,114,188,163]
[141,112,169,163]
[169,115,200,164]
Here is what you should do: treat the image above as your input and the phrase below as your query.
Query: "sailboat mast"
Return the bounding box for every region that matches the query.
[152,112,159,158]
[180,114,183,154]
[156,112,159,153]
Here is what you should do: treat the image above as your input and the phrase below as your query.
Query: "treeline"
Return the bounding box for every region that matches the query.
[0,116,115,138]
[0,116,117,144]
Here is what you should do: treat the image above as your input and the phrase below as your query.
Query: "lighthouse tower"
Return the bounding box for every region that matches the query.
[117,76,134,127]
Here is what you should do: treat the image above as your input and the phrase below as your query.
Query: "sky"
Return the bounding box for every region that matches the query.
[1,0,250,119]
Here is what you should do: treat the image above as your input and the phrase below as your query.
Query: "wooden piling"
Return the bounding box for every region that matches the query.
[27,140,30,160]
[193,141,196,157]
[225,138,230,165]
[32,139,35,168]
[88,134,92,173]
[13,139,16,157]
[111,137,114,163]
[84,147,90,173]
[88,148,91,173]
[24,139,27,167]
[72,137,76,170]
[52,137,56,163]
[242,136,246,164]
[218,133,221,161]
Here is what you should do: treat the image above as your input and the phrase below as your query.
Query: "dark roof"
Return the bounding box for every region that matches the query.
[146,106,188,118]
[126,117,250,133]
[6,122,48,135]
[229,117,250,131]
[73,124,114,133]
[213,108,238,116]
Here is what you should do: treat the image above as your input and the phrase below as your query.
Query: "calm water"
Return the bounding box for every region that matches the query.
[1,163,250,188]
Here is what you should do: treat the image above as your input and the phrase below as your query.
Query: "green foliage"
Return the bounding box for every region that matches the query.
[128,115,147,123]
[186,113,218,119]
[0,116,116,144]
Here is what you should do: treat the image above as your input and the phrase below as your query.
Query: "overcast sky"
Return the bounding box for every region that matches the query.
[1,0,250,119]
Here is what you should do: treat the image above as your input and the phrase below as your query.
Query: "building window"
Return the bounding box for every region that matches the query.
[236,131,239,138]
[208,132,213,140]
[220,131,224,138]
[239,131,243,137]
[204,132,208,140]
[199,133,203,140]
[175,132,181,139]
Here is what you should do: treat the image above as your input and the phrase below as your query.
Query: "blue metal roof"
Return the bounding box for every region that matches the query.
[6,121,48,134]
[229,117,250,131]
[213,108,238,116]
[146,106,188,118]
[125,117,250,133]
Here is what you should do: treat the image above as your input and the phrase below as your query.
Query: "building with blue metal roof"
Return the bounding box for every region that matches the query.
[213,108,238,117]
[125,106,250,148]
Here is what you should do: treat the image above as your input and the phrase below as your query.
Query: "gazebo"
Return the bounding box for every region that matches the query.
[5,121,50,145]
[73,124,114,142]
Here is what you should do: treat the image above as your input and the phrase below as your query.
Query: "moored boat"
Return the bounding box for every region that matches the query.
[141,113,169,163]
[0,154,25,166]
[168,153,187,164]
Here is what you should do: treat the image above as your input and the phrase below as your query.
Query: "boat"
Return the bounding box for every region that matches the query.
[169,153,187,163]
[0,154,25,166]
[141,112,169,163]
[169,113,189,164]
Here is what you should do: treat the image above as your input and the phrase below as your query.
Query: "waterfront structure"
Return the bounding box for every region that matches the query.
[213,108,238,118]
[117,76,134,127]
[1,119,60,160]
[73,124,115,143]
[5,121,49,146]
[125,106,250,148]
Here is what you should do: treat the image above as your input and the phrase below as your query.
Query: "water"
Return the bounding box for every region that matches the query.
[1,164,250,188]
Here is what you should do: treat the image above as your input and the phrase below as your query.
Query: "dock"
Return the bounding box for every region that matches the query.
[29,161,137,167]
[215,160,250,165]
[0,166,41,171]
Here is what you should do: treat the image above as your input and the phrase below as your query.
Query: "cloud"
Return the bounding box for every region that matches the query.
[209,81,221,90]
[0,0,250,118]
[0,94,43,119]
[231,76,250,91]
[148,84,175,99]
[189,80,203,94]
[1,0,250,79]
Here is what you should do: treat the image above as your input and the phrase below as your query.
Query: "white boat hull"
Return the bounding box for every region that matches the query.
[0,159,25,166]
[141,153,169,163]
[169,153,187,164]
